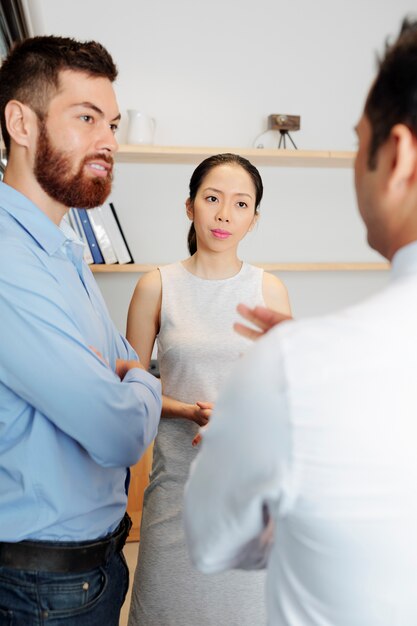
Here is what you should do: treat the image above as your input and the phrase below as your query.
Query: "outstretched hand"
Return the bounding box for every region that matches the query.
[234,304,292,340]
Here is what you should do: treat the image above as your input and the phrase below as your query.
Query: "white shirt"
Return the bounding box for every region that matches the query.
[184,241,417,626]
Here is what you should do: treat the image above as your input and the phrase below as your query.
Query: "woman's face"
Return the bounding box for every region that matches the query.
[186,164,258,252]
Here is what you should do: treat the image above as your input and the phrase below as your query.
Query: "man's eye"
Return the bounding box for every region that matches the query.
[110,124,119,134]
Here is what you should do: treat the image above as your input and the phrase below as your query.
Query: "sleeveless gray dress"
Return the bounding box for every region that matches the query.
[128,262,267,626]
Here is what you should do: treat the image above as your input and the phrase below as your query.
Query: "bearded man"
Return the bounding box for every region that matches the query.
[0,36,161,626]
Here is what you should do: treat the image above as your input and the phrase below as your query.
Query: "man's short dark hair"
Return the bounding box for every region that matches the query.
[365,18,417,168]
[0,35,118,153]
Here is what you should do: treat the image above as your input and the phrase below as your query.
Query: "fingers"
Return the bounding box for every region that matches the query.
[89,345,102,357]
[233,322,264,340]
[236,304,293,338]
[236,303,271,332]
[115,358,145,379]
[196,401,214,410]
[193,402,212,427]
[195,414,209,426]
[192,433,202,447]
[89,345,109,364]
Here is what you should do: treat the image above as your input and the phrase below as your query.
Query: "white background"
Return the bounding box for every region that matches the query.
[22,0,416,331]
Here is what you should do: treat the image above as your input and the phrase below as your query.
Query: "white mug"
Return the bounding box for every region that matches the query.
[126,110,156,145]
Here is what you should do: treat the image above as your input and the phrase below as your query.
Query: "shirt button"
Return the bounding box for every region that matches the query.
[82,582,89,591]
[42,610,49,618]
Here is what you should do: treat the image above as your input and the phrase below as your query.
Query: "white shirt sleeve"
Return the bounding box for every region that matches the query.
[184,329,292,573]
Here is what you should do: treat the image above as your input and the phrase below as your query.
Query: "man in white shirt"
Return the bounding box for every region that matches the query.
[184,18,417,626]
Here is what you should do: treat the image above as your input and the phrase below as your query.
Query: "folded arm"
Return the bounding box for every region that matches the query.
[0,250,161,468]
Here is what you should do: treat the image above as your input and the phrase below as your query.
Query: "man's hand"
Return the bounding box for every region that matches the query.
[89,345,109,366]
[90,347,145,380]
[234,304,292,340]
[116,358,146,380]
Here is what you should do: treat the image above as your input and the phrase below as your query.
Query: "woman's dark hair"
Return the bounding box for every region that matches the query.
[187,153,263,255]
[365,17,417,169]
[0,35,118,154]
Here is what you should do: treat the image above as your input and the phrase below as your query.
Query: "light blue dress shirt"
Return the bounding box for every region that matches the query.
[0,181,161,542]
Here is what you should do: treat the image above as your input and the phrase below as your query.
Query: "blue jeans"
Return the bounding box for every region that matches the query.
[0,551,129,625]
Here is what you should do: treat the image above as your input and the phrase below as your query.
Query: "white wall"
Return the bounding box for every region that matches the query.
[23,0,415,331]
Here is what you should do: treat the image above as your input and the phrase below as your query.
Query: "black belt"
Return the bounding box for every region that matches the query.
[0,513,132,573]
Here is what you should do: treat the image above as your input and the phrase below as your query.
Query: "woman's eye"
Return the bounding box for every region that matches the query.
[80,115,94,123]
[237,201,248,208]
[206,196,218,203]
[110,124,119,134]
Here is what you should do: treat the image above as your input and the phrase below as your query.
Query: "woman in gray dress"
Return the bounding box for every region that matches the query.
[127,153,291,626]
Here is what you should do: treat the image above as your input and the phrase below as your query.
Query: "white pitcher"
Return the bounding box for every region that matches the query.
[126,110,156,145]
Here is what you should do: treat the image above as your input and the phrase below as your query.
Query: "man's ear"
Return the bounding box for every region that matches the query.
[386,124,417,194]
[4,100,37,149]
[185,198,194,221]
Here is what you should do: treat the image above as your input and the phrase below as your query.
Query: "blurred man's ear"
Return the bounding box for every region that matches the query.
[386,124,417,195]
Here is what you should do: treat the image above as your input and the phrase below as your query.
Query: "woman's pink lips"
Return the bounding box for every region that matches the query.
[211,229,231,239]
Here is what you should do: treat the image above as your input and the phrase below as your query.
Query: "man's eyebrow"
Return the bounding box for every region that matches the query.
[73,102,121,122]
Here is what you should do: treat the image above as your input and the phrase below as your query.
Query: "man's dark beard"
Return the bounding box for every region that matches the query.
[34,120,113,209]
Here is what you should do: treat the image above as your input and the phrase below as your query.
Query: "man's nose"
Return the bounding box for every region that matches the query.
[96,123,118,154]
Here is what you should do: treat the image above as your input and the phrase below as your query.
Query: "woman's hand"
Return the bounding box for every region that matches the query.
[192,430,204,447]
[189,401,213,426]
[190,402,213,447]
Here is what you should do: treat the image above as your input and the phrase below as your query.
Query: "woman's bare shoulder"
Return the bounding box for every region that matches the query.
[262,271,291,315]
[134,268,162,296]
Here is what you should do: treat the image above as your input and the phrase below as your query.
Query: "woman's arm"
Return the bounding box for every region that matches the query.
[161,398,212,426]
[262,271,292,316]
[126,269,162,371]
[234,273,292,341]
[126,270,212,425]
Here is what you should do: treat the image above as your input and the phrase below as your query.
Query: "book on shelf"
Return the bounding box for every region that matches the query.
[68,208,94,265]
[77,208,105,264]
[95,202,134,264]
[88,206,118,265]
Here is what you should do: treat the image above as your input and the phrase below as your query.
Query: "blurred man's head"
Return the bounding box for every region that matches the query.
[354,18,417,260]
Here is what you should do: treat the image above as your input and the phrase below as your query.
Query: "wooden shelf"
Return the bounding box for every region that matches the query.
[91,262,389,273]
[97,146,381,275]
[115,145,356,168]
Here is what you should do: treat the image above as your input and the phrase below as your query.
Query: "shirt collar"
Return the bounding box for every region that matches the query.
[0,180,69,256]
[59,214,86,271]
[391,240,417,280]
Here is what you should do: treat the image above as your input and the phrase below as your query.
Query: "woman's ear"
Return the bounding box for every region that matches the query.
[4,100,37,150]
[186,198,194,221]
[247,212,260,232]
